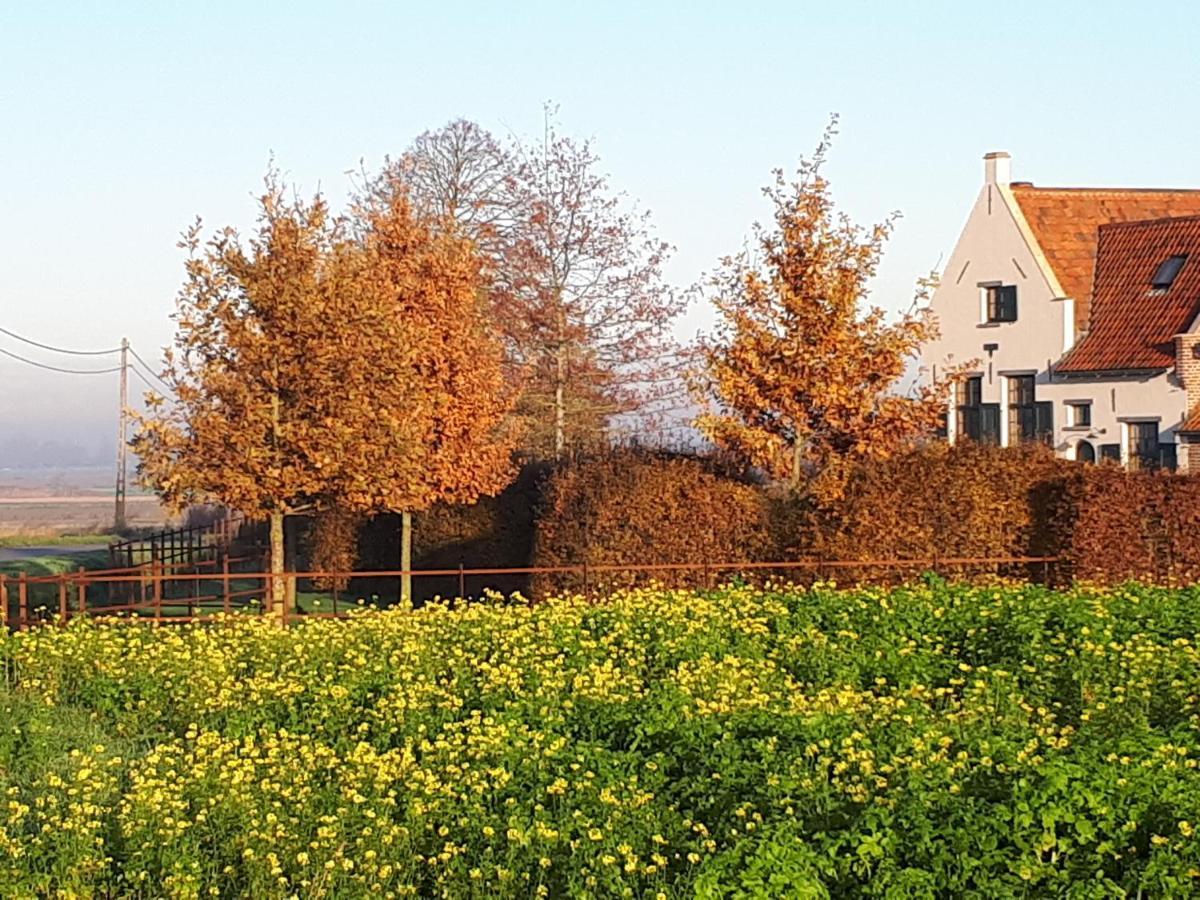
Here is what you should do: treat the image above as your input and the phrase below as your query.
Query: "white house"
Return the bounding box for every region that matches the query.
[923,152,1200,472]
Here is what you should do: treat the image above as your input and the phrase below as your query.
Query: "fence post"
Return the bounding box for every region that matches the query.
[222,557,231,615]
[58,574,68,625]
[18,573,27,631]
[458,564,466,600]
[583,562,590,600]
[77,567,87,619]
[153,561,163,624]
[284,575,295,627]
[0,574,7,629]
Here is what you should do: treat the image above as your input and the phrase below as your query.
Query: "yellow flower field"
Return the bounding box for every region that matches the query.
[4,581,1200,897]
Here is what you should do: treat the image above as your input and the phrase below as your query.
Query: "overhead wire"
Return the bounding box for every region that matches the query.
[127,363,166,395]
[0,324,121,356]
[0,323,174,396]
[127,345,173,391]
[0,344,123,375]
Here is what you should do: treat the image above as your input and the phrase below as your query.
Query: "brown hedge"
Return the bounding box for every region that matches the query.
[780,442,1072,576]
[301,443,1200,599]
[1044,467,1200,585]
[531,450,772,597]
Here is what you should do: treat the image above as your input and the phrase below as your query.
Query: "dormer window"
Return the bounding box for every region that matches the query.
[984,285,1018,323]
[1152,255,1187,290]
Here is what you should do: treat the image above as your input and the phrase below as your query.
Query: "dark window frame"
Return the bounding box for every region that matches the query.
[1127,421,1161,471]
[1151,255,1188,290]
[985,284,1018,323]
[955,375,1000,445]
[1066,401,1092,428]
[1007,374,1053,445]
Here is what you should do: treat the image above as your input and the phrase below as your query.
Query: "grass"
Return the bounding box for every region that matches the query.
[0,532,117,549]
[0,549,113,579]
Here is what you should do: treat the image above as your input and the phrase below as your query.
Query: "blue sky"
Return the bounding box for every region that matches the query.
[2,0,1198,462]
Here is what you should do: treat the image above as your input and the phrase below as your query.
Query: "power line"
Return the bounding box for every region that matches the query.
[127,345,173,391]
[0,344,123,375]
[0,324,121,356]
[127,363,165,394]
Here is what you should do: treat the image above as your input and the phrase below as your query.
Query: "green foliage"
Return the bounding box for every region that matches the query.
[6,582,1200,896]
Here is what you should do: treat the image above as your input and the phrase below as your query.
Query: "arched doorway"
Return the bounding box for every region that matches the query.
[1075,440,1096,463]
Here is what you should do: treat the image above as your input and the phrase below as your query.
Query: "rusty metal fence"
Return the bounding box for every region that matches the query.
[1,555,1063,631]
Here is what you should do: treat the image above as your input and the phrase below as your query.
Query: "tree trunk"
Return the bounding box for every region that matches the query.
[399,510,413,605]
[284,514,298,611]
[269,511,286,618]
[554,344,567,458]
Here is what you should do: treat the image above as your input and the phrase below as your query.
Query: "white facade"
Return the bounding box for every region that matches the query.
[922,153,1193,469]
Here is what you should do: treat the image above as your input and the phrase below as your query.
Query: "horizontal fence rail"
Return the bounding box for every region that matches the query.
[0,555,1067,631]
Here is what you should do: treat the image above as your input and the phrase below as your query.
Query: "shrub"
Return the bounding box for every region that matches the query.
[777,442,1071,581]
[1045,467,1200,584]
[532,450,771,596]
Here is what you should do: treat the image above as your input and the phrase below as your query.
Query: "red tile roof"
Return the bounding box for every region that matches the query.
[1182,406,1200,435]
[1056,215,1200,373]
[1011,186,1200,328]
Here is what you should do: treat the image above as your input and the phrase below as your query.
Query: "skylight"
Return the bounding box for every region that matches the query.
[1152,254,1188,290]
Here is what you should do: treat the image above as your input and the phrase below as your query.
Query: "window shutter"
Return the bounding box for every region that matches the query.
[1035,402,1054,444]
[999,286,1017,322]
[1160,443,1178,472]
[980,404,1001,445]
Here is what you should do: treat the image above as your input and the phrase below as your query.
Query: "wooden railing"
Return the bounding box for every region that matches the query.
[1,555,1063,630]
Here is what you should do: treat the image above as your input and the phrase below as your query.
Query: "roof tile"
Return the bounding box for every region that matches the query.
[1056,215,1200,373]
[1011,187,1200,327]
[1182,405,1200,435]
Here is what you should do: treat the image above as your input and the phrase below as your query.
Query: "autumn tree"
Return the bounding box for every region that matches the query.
[503,111,686,456]
[390,118,513,255]
[136,179,425,612]
[347,181,517,602]
[694,121,960,501]
[377,112,688,458]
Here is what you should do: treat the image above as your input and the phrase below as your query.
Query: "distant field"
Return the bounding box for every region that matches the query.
[0,466,169,539]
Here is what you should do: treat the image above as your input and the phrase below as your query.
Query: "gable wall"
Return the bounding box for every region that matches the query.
[923,165,1192,469]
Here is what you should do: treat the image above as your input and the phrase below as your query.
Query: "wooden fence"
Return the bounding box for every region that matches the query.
[1,555,1063,630]
[108,512,258,571]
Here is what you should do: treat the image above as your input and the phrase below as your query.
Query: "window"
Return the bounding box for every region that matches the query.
[1128,421,1160,471]
[955,375,1000,445]
[1007,374,1053,445]
[1152,255,1188,290]
[1075,440,1096,463]
[1100,443,1122,462]
[985,285,1018,323]
[1066,401,1091,428]
[1160,443,1178,472]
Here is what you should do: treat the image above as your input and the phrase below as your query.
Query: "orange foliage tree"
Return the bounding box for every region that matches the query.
[348,182,517,601]
[135,174,516,610]
[694,121,960,500]
[134,180,413,611]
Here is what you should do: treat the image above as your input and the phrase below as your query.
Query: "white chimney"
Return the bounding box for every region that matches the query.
[984,151,1011,186]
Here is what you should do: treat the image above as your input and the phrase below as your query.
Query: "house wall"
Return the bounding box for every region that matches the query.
[1179,332,1200,471]
[922,153,1192,470]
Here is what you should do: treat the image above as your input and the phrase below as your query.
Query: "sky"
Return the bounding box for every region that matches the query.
[2,0,1199,466]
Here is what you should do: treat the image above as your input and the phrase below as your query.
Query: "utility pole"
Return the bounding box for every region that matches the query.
[114,337,128,533]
